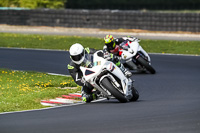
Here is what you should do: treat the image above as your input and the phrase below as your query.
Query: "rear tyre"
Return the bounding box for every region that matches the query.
[130,87,139,101]
[101,77,128,103]
[137,57,156,74]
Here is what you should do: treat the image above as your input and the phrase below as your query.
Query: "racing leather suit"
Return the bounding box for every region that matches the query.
[103,37,138,77]
[103,36,137,56]
[68,48,97,103]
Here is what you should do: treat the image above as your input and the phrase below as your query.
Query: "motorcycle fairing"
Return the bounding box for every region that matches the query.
[85,69,95,76]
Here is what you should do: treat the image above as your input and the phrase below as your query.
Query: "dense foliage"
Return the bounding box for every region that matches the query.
[0,0,67,9]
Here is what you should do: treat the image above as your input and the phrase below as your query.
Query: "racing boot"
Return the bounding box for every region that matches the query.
[119,64,132,78]
[82,93,97,103]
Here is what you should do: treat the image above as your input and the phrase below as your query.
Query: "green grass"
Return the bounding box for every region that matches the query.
[0,32,199,55]
[0,68,81,113]
[0,33,103,50]
[141,40,200,55]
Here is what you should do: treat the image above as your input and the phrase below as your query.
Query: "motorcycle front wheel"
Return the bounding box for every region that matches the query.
[130,87,139,101]
[101,77,128,103]
[137,56,156,74]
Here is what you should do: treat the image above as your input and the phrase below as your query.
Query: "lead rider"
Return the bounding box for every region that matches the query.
[68,43,97,103]
[68,43,134,103]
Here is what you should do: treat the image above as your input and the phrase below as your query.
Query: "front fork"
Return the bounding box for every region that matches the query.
[136,52,150,64]
[137,46,151,63]
[123,78,133,100]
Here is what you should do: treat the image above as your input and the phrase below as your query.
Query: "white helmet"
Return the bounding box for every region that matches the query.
[69,43,85,65]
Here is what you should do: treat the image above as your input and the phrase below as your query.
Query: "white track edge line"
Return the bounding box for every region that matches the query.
[0,98,106,115]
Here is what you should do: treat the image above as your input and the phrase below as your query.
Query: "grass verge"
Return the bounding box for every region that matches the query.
[0,68,80,113]
[0,32,200,55]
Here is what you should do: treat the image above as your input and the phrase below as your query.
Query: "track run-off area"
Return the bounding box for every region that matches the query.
[0,47,200,133]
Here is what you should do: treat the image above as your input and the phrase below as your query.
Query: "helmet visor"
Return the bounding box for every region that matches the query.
[71,50,84,61]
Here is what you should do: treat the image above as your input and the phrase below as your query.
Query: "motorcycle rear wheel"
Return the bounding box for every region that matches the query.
[137,56,156,74]
[101,77,128,103]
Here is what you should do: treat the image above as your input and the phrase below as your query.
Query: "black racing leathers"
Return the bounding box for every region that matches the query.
[68,61,84,86]
[67,48,97,102]
[68,48,96,86]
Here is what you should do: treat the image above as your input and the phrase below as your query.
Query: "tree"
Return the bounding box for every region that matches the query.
[0,0,67,9]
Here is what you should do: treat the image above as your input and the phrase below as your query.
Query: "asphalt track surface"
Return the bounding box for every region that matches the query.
[0,48,200,133]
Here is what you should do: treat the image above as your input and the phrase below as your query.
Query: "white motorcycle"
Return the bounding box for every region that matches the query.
[80,50,139,103]
[120,39,156,74]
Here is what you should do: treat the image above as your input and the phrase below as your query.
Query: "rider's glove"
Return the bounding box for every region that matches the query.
[104,52,111,60]
[112,55,120,62]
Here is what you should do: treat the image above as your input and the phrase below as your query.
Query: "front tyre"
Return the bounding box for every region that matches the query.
[130,87,139,101]
[137,56,156,74]
[101,77,128,103]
